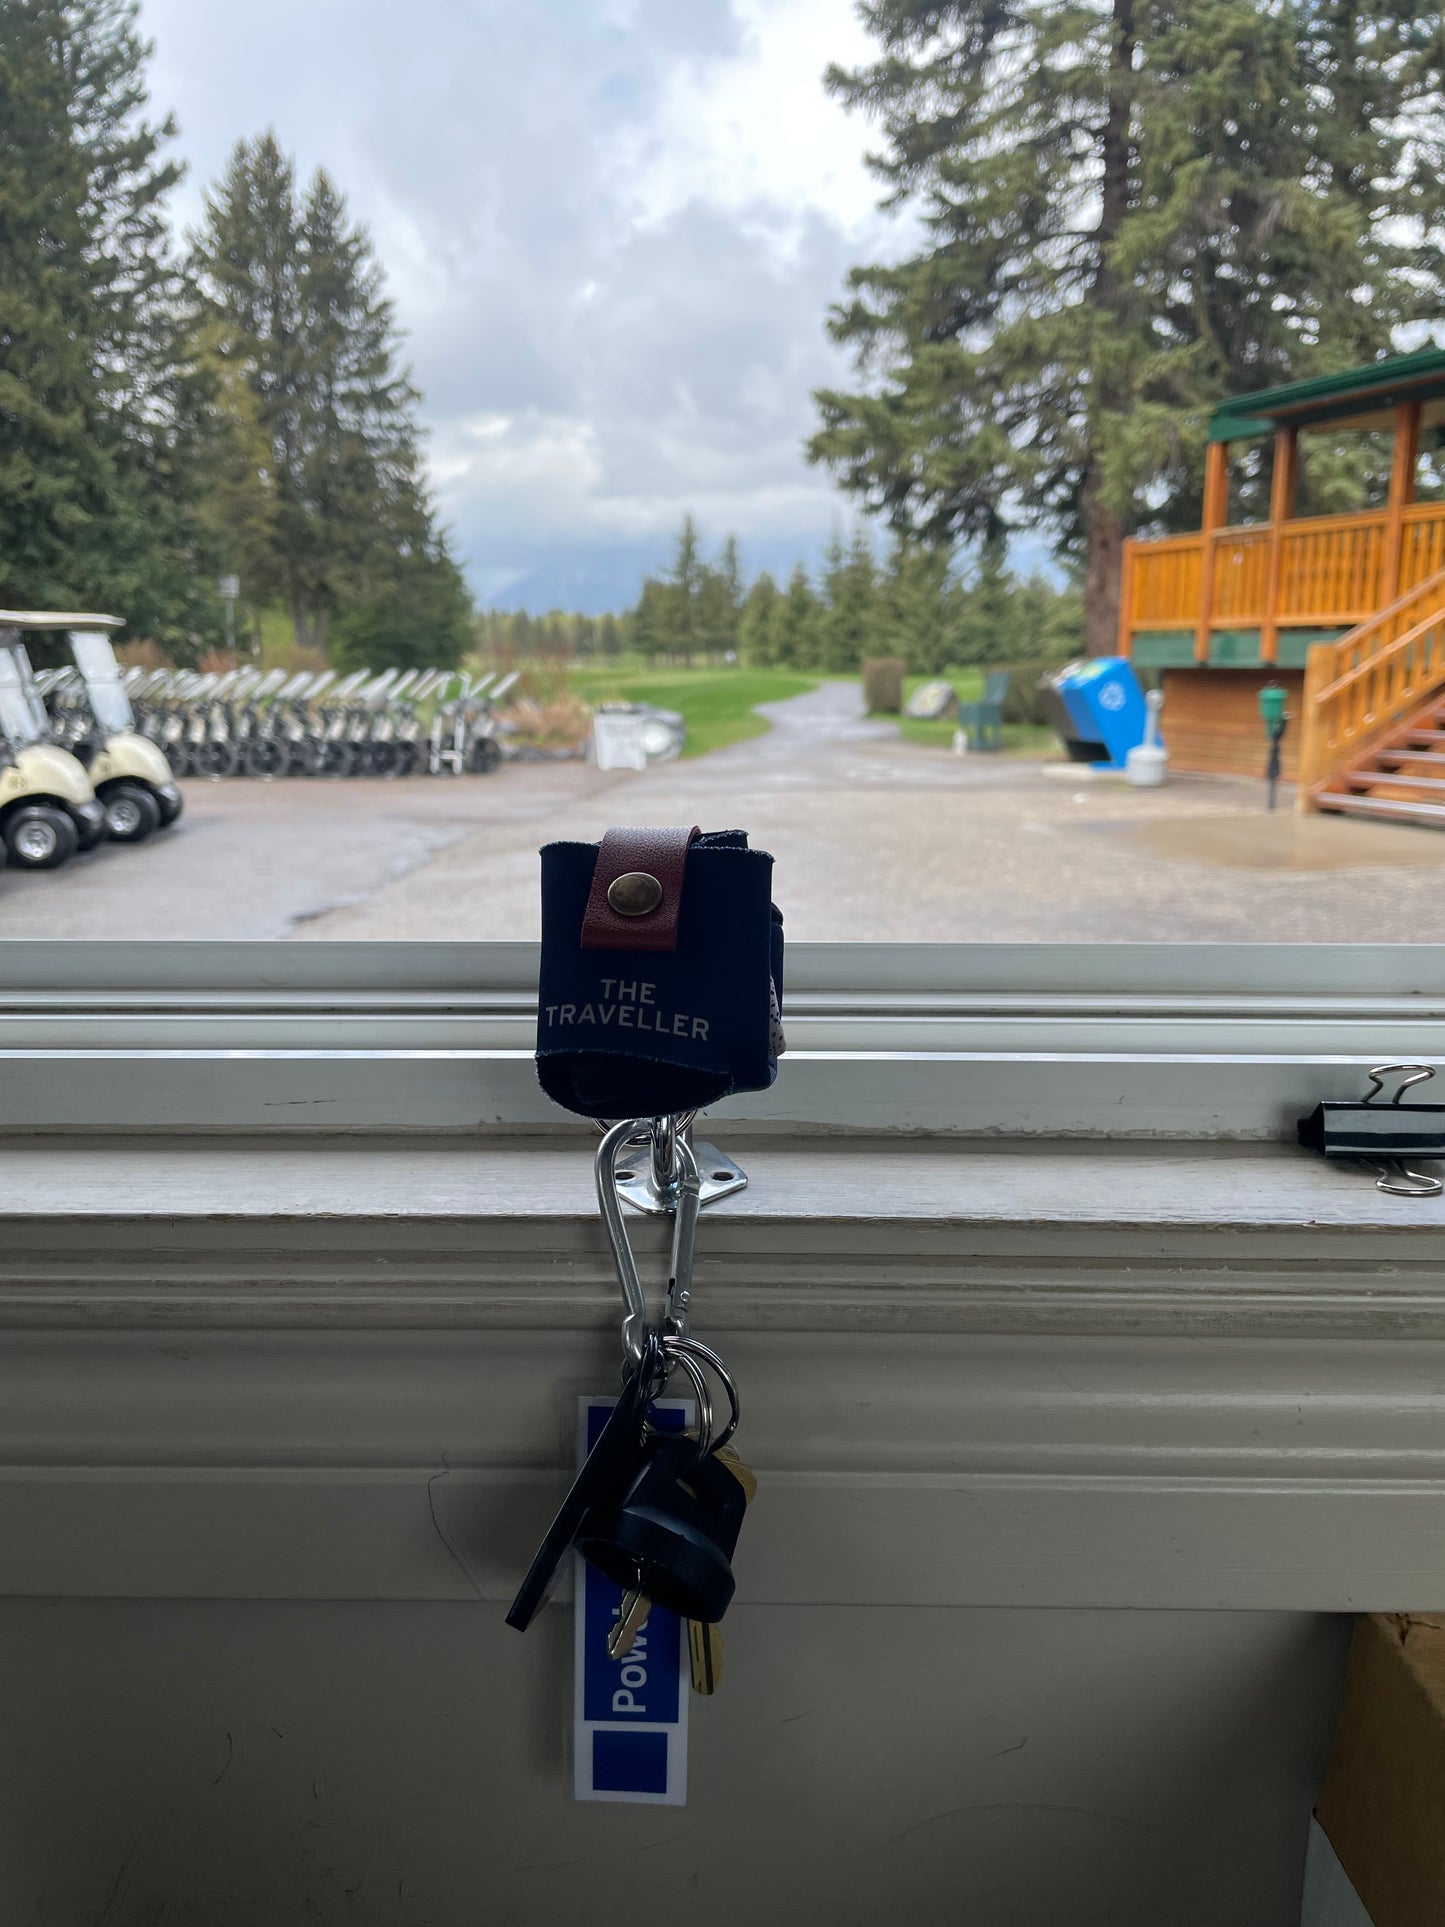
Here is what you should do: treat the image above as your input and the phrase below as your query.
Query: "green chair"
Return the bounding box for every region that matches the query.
[957,670,1011,751]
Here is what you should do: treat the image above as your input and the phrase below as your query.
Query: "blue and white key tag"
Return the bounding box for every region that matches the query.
[573,1394,691,1805]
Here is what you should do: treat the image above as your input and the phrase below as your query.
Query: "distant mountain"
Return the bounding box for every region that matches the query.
[458,530,1062,617]
[456,531,817,617]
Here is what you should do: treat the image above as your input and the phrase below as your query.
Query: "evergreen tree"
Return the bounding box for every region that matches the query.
[1012,572,1087,664]
[739,572,781,666]
[772,563,822,669]
[191,134,465,654]
[184,314,279,622]
[953,538,1014,665]
[819,528,877,673]
[0,0,219,645]
[811,0,1445,654]
[716,535,745,657]
[599,612,622,657]
[630,575,672,663]
[664,514,704,664]
[331,528,470,672]
[877,539,960,673]
[695,563,737,661]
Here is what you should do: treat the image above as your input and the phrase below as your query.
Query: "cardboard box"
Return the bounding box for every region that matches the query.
[1316,1614,1445,1927]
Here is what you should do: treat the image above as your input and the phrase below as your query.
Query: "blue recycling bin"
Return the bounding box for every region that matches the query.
[1044,658,1149,770]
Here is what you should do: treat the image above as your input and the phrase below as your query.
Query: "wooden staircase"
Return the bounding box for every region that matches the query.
[1317,695,1445,827]
[1300,567,1445,827]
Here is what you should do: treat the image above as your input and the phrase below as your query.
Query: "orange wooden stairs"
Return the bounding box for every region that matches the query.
[1300,568,1445,827]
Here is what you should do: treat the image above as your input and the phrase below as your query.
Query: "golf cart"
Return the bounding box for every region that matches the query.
[0,619,108,866]
[18,613,181,839]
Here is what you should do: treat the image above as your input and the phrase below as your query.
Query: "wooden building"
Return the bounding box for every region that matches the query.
[1119,348,1445,822]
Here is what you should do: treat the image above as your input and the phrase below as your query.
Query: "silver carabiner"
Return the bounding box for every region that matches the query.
[596,1115,702,1366]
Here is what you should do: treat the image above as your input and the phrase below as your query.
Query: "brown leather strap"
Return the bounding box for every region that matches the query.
[581,825,700,952]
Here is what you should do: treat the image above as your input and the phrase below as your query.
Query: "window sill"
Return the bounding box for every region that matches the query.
[3,1129,1445,1611]
[2,1127,1442,1336]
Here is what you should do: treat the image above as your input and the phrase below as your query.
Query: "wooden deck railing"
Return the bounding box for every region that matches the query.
[1296,567,1445,797]
[1124,501,1445,646]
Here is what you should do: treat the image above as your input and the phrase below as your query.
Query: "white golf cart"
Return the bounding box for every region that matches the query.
[12,613,182,840]
[0,619,108,867]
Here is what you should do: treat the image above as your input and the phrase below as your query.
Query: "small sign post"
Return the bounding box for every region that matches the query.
[218,575,240,654]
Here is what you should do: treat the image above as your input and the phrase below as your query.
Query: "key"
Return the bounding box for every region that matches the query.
[688,1446,755,1695]
[688,1618,724,1695]
[714,1443,758,1505]
[506,1331,663,1633]
[607,1586,652,1660]
[577,1433,749,1624]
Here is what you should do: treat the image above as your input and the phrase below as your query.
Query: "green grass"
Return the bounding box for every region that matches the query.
[889,667,1057,757]
[566,663,820,758]
[892,668,984,748]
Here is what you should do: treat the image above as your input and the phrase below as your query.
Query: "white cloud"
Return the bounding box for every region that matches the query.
[139,0,904,609]
[620,0,880,242]
[430,412,606,527]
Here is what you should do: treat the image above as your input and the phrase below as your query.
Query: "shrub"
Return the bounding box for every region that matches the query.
[998,659,1074,728]
[862,657,906,713]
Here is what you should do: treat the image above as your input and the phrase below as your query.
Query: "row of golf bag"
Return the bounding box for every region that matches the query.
[39,664,522,781]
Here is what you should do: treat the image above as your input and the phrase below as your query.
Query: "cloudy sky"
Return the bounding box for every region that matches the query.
[138,0,910,613]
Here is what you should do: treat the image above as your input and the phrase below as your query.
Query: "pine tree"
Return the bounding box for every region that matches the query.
[810,0,1445,654]
[1012,572,1087,664]
[630,575,673,663]
[819,528,878,673]
[772,564,822,669]
[695,564,737,661]
[877,540,960,674]
[191,134,466,654]
[953,538,1014,666]
[739,572,781,666]
[665,514,704,665]
[0,0,219,645]
[331,518,471,671]
[716,535,745,658]
[184,314,280,621]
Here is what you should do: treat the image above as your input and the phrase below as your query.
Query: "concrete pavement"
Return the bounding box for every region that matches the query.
[3,680,1444,941]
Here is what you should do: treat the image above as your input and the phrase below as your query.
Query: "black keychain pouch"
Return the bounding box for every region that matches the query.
[537,825,783,1120]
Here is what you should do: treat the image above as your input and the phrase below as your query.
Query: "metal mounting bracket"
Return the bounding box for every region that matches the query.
[613,1136,747,1214]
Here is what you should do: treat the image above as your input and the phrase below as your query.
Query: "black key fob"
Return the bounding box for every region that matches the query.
[506,1333,663,1632]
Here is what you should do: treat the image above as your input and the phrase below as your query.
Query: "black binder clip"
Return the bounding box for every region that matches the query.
[1297,1063,1445,1197]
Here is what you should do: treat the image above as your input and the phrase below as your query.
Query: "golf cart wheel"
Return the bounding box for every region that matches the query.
[319,741,355,779]
[168,744,194,778]
[369,741,400,779]
[394,741,419,778]
[467,735,502,774]
[194,740,240,780]
[243,738,287,779]
[156,789,184,827]
[4,805,79,870]
[102,783,162,843]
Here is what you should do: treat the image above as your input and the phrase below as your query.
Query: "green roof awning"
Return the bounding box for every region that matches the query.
[1208,345,1445,442]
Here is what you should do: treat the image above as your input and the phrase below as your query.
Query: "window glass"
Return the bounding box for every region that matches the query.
[2,3,1440,944]
[0,651,50,747]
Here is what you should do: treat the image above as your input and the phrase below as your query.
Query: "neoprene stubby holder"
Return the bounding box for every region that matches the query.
[536,825,784,1121]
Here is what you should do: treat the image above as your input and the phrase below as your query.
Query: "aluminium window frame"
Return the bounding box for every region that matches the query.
[0,939,1438,1139]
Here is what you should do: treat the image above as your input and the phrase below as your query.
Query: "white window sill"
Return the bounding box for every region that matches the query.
[2,941,1444,1616]
[0,1128,1442,1613]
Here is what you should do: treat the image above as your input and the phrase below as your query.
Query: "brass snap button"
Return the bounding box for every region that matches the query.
[607,871,663,917]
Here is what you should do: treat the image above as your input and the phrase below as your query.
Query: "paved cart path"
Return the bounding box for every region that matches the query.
[3,681,1444,941]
